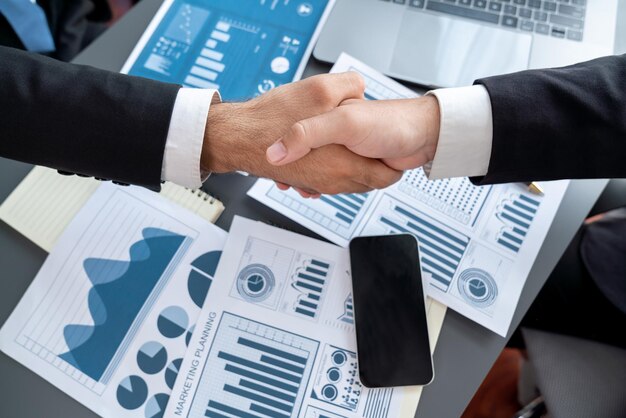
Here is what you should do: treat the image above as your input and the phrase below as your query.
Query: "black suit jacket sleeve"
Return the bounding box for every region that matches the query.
[473,54,626,185]
[0,46,181,191]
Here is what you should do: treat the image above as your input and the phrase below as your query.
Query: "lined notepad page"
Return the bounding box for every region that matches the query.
[0,166,225,252]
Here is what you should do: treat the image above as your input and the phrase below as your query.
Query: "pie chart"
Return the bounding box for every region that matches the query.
[185,324,195,346]
[271,56,290,74]
[145,393,169,418]
[188,251,221,308]
[116,375,148,410]
[165,358,183,389]
[457,268,498,308]
[236,264,275,302]
[137,341,168,374]
[468,279,487,298]
[157,306,189,338]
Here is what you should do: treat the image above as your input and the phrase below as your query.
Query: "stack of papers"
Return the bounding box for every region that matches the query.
[249,54,570,336]
[166,217,446,418]
[0,185,446,418]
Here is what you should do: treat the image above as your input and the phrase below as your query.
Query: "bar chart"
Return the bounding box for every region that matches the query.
[397,169,493,227]
[337,294,354,325]
[290,258,331,319]
[191,313,318,418]
[266,186,372,240]
[495,193,541,253]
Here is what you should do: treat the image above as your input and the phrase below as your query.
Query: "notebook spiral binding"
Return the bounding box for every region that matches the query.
[188,187,217,204]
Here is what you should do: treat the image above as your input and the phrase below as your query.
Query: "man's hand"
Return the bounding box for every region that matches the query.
[265,95,441,171]
[201,73,403,195]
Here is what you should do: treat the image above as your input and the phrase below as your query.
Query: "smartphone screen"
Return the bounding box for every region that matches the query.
[349,234,433,388]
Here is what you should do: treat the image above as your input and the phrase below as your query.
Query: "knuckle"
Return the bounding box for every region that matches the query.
[289,121,308,143]
[347,72,365,94]
[310,78,334,106]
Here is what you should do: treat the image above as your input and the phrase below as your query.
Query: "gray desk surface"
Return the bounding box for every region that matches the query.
[1,2,625,417]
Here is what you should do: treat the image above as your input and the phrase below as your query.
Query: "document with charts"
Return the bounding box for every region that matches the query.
[248,53,570,336]
[0,183,226,417]
[165,216,447,418]
[121,0,335,100]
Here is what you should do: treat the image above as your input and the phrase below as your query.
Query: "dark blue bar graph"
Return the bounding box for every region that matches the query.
[199,314,318,418]
[496,193,541,253]
[291,258,330,319]
[318,193,369,226]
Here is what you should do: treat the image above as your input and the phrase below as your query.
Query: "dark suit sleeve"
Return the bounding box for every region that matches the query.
[0,46,181,191]
[472,54,626,185]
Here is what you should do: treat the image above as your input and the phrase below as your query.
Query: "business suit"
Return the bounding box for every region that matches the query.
[0,0,110,61]
[0,46,180,191]
[469,55,626,348]
[474,53,626,185]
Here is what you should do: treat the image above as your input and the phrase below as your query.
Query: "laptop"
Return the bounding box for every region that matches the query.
[313,0,618,88]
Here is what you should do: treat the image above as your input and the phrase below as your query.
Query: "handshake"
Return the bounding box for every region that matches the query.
[201,72,441,197]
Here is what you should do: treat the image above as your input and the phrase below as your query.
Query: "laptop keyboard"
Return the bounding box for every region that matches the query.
[382,0,586,42]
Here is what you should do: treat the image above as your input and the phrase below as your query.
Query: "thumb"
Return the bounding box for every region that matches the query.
[266,109,352,166]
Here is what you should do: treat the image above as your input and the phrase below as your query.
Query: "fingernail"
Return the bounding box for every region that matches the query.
[267,140,287,163]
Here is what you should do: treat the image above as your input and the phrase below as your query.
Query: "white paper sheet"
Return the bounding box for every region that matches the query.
[165,216,447,418]
[248,53,569,336]
[0,183,227,417]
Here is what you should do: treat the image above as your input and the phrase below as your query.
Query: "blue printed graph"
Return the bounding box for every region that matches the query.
[117,375,148,410]
[311,345,361,412]
[165,358,183,390]
[236,264,276,302]
[496,193,541,253]
[188,250,222,308]
[145,393,169,418]
[457,268,498,308]
[58,228,187,382]
[292,259,330,319]
[398,170,492,226]
[266,187,370,239]
[337,294,354,325]
[137,341,168,375]
[192,313,319,418]
[319,194,369,226]
[157,306,189,339]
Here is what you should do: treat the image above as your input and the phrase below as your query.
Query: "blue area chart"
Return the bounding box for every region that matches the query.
[58,228,186,382]
[128,0,330,101]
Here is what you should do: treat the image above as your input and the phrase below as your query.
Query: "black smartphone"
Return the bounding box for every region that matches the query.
[349,234,433,388]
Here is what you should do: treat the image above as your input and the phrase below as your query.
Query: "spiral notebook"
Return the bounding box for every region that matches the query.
[0,166,225,252]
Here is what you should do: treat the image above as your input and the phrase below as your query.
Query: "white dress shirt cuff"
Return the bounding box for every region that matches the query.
[424,85,493,179]
[161,88,221,189]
